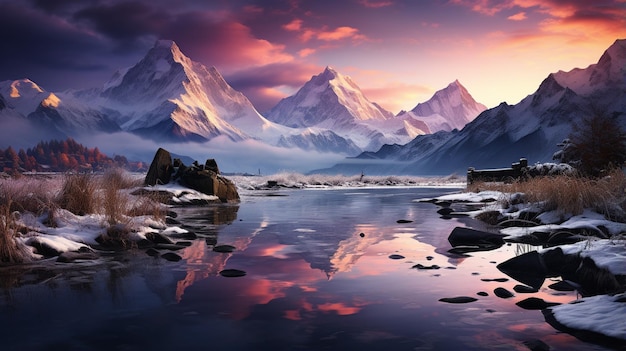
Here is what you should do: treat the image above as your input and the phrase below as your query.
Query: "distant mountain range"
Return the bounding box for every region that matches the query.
[317,38,626,175]
[0,40,485,161]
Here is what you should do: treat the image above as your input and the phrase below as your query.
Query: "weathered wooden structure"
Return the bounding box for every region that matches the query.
[467,158,528,184]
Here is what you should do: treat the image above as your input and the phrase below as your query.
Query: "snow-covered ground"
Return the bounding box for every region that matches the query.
[10,182,217,261]
[230,172,466,190]
[428,190,626,342]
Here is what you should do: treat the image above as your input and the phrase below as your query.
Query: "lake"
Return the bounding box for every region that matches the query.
[0,187,613,350]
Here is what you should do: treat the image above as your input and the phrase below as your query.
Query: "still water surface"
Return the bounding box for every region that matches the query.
[0,187,613,350]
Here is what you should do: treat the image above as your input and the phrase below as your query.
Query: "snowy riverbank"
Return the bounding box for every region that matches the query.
[426,190,626,344]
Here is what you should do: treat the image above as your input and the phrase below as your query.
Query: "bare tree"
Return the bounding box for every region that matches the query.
[555,110,626,177]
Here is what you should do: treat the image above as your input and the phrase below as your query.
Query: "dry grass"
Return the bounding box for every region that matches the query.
[100,168,128,225]
[57,173,98,216]
[467,169,626,219]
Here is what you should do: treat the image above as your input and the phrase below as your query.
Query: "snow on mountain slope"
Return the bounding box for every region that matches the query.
[0,79,119,136]
[265,67,403,151]
[0,79,48,115]
[317,39,626,175]
[395,80,487,134]
[93,40,360,153]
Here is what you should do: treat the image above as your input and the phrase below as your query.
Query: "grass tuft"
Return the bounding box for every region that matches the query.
[57,173,97,216]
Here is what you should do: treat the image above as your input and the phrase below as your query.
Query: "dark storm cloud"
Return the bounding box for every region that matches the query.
[0,2,116,88]
[73,1,169,41]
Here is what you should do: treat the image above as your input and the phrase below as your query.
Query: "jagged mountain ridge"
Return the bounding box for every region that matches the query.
[317,39,626,175]
[266,67,485,151]
[0,39,488,161]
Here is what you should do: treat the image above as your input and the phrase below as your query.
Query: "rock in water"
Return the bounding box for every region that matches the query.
[494,287,514,298]
[143,148,240,203]
[145,148,173,186]
[439,296,478,303]
[220,269,246,277]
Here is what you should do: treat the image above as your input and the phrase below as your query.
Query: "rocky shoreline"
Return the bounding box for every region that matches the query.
[420,191,626,347]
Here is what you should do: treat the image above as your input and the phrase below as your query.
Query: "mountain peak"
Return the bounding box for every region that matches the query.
[405,79,487,132]
[8,79,44,98]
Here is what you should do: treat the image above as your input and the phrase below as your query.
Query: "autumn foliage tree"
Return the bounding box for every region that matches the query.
[0,138,144,173]
[554,111,626,177]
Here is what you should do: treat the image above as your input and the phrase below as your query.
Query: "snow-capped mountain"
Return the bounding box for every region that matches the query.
[0,79,119,137]
[266,67,405,151]
[266,67,486,151]
[395,80,486,134]
[98,40,265,142]
[318,39,626,175]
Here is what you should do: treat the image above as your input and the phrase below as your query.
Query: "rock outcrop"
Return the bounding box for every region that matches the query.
[144,148,239,203]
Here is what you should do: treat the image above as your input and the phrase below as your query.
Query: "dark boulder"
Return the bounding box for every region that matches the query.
[494,287,514,298]
[205,158,220,174]
[448,227,506,250]
[143,148,240,203]
[516,297,560,310]
[497,251,546,289]
[145,148,173,186]
[439,296,478,303]
[180,169,239,203]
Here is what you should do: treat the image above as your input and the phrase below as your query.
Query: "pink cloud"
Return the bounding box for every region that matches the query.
[507,11,527,20]
[298,48,316,57]
[358,0,394,8]
[317,26,364,41]
[283,18,303,31]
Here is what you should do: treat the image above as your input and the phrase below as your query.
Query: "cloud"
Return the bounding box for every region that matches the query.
[298,48,317,57]
[225,62,321,112]
[358,0,394,8]
[316,26,367,41]
[507,12,527,21]
[163,13,294,71]
[283,19,303,31]
[453,0,626,48]
[73,2,169,41]
[282,18,369,44]
[362,82,435,114]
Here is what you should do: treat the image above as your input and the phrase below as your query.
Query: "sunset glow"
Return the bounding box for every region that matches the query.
[0,0,623,114]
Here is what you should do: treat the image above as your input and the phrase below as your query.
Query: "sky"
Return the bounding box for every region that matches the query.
[0,0,624,114]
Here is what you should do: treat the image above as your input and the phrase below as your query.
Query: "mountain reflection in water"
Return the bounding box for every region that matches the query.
[0,187,609,351]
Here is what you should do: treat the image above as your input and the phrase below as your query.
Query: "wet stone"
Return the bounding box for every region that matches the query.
[516,297,560,310]
[439,296,478,304]
[494,287,514,299]
[548,280,576,291]
[514,284,538,293]
[481,278,509,282]
[389,254,405,260]
[161,252,182,262]
[477,291,489,296]
[412,263,440,270]
[220,269,247,277]
[522,339,550,351]
[396,219,413,223]
[145,248,160,257]
[213,244,236,253]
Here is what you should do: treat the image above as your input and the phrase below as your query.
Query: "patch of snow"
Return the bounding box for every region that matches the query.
[426,191,504,203]
[23,234,87,253]
[543,239,626,276]
[549,292,626,341]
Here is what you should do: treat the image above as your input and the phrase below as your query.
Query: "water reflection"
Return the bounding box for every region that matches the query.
[0,187,610,351]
